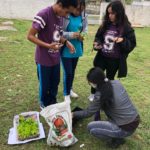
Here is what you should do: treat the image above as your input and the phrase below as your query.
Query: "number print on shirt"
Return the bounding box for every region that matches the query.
[103,35,115,52]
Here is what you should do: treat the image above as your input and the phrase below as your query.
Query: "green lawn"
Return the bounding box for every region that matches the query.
[0,18,150,150]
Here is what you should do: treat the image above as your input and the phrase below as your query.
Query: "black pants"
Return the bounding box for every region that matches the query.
[91,53,119,94]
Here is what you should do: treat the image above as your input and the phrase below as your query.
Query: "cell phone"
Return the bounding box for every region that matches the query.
[55,43,63,48]
[93,42,102,51]
[58,43,64,47]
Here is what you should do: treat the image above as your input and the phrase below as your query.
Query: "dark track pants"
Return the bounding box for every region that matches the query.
[37,63,60,107]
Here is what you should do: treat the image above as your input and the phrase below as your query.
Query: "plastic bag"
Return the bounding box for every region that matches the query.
[40,101,78,147]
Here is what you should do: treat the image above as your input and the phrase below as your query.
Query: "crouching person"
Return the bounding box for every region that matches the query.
[72,67,140,148]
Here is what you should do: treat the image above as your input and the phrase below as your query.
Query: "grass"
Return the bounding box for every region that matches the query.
[0,18,150,150]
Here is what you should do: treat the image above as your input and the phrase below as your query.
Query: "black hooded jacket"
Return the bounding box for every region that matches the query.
[94,24,136,78]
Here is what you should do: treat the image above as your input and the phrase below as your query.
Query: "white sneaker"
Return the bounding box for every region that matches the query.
[40,104,45,110]
[70,90,79,98]
[64,95,71,103]
[88,94,95,102]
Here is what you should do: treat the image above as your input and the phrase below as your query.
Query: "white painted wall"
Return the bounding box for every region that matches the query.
[99,2,150,26]
[0,1,150,26]
[0,0,54,20]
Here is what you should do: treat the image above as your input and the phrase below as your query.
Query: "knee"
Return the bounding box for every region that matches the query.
[90,128,97,135]
[87,122,94,132]
[88,128,102,139]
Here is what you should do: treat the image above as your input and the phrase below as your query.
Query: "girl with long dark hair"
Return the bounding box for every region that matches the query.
[88,0,136,102]
[72,67,140,148]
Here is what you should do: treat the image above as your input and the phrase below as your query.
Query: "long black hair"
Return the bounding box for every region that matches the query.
[80,0,85,8]
[87,67,113,110]
[70,0,86,17]
[56,0,78,8]
[100,0,130,34]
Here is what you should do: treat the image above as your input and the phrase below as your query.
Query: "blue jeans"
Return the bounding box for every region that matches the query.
[61,57,79,96]
[87,121,133,139]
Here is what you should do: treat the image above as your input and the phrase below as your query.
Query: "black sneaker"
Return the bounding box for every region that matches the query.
[72,107,83,127]
[108,138,125,149]
[72,106,83,112]
[40,104,45,110]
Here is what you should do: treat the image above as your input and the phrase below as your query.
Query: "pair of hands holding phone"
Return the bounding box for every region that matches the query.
[93,37,124,50]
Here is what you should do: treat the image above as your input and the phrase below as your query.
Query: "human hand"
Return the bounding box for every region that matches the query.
[66,41,76,54]
[72,32,80,39]
[49,42,63,50]
[114,37,124,43]
[78,34,84,41]
[93,42,102,50]
[78,32,87,41]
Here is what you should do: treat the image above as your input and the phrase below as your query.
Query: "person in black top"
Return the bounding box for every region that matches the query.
[88,0,136,105]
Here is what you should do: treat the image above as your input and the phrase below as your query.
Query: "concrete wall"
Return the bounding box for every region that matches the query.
[126,5,150,26]
[0,0,150,26]
[0,0,54,20]
[100,2,150,26]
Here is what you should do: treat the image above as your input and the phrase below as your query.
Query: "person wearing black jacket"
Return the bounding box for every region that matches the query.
[88,1,136,104]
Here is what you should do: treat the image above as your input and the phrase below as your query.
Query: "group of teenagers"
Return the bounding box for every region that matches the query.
[27,0,140,148]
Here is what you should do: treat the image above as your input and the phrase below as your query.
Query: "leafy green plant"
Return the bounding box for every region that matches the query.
[17,115,39,141]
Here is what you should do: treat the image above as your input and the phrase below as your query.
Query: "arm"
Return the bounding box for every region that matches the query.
[82,13,88,33]
[118,27,136,54]
[60,37,75,53]
[27,27,62,50]
[63,31,77,40]
[94,26,104,43]
[62,15,88,40]
[28,9,63,50]
[73,92,101,119]
[62,17,80,40]
[91,27,104,51]
[77,13,88,41]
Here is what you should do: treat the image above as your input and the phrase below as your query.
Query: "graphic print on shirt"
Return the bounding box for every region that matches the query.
[48,24,62,54]
[102,30,118,54]
[103,35,115,51]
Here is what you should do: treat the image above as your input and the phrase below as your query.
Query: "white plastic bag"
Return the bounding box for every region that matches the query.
[40,101,78,147]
